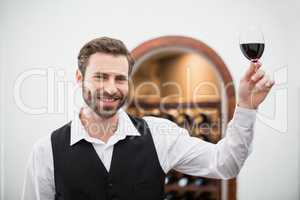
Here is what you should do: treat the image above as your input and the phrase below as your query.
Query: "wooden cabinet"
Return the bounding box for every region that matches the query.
[129,36,237,200]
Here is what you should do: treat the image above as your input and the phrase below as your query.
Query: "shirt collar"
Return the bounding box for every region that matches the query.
[70,107,141,146]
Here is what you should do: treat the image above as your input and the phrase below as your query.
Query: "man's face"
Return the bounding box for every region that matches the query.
[77,52,129,118]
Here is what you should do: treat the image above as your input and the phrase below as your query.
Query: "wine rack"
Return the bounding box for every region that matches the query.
[127,102,222,200]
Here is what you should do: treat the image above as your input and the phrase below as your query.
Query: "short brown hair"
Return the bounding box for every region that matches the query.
[77,37,134,76]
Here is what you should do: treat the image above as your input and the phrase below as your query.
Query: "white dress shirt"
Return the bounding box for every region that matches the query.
[22,105,256,200]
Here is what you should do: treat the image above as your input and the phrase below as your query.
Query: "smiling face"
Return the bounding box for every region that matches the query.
[76,52,129,118]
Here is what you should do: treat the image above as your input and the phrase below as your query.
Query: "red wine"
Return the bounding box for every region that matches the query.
[240,43,265,61]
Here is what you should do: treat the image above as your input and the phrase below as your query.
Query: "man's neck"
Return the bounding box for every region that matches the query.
[79,107,119,143]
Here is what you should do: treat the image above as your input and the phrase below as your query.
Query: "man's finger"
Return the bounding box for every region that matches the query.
[265,80,275,88]
[255,75,269,90]
[253,78,275,93]
[243,61,262,81]
[251,69,265,83]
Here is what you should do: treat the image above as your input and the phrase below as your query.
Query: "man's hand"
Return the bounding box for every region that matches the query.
[238,62,275,110]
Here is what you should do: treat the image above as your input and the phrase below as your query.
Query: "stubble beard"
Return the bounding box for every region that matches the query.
[82,84,127,119]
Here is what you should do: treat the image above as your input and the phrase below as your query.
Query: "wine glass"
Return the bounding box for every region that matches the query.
[239,27,265,63]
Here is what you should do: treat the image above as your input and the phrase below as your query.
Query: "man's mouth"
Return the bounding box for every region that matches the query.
[97,96,121,103]
[101,98,117,102]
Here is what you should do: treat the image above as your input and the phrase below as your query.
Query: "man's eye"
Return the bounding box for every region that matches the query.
[116,77,128,81]
[94,75,104,79]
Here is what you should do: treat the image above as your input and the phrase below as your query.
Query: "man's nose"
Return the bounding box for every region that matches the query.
[104,79,118,95]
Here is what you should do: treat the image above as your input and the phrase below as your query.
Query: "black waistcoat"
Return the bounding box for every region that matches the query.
[51,115,166,200]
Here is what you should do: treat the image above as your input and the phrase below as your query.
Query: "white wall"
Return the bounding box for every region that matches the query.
[0,0,299,199]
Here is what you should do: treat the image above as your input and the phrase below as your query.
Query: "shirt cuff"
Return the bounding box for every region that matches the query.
[232,105,257,128]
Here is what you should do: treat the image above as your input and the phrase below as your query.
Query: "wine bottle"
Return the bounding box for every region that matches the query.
[164,191,178,200]
[193,177,205,186]
[165,173,176,185]
[178,177,189,187]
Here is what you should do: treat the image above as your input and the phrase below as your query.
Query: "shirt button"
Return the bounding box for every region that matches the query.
[108,183,113,187]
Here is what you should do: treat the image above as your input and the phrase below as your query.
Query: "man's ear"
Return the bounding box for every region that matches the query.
[75,69,83,85]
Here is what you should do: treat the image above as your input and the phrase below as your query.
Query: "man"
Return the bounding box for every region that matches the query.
[22,37,274,200]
